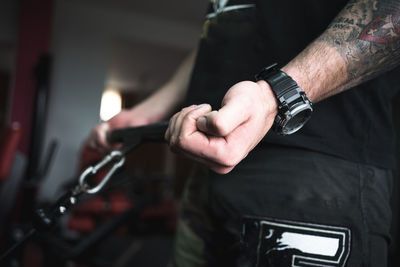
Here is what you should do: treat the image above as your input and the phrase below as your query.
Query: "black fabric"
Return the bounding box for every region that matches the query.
[185,0,400,169]
[173,145,393,266]
[211,145,393,267]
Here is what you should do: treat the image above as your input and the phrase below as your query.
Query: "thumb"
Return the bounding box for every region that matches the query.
[196,100,250,136]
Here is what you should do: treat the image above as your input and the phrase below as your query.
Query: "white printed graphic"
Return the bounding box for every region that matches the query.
[258,220,351,267]
[270,232,339,257]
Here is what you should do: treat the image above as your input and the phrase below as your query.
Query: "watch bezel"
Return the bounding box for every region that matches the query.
[276,100,313,135]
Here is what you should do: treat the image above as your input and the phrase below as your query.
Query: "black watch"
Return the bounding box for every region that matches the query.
[255,63,313,135]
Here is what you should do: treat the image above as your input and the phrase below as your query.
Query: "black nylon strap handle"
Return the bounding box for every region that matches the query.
[107,121,169,155]
[108,121,169,143]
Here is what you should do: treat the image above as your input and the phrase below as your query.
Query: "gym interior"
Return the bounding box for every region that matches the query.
[0,0,400,266]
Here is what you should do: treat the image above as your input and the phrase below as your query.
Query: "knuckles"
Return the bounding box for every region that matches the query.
[181,105,197,113]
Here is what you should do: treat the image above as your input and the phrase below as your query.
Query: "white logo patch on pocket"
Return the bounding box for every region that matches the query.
[241,217,351,267]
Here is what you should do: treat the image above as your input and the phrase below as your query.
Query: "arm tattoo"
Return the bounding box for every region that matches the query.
[320,0,400,87]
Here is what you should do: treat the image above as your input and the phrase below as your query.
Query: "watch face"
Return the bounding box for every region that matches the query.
[281,103,313,135]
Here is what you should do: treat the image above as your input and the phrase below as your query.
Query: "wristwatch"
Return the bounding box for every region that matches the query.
[255,63,313,135]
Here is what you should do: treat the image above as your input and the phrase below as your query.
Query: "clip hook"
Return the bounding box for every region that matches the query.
[79,150,125,194]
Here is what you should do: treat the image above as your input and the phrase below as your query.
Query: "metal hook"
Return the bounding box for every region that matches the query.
[78,150,126,194]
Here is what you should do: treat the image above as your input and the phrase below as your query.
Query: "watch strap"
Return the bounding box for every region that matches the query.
[255,63,299,99]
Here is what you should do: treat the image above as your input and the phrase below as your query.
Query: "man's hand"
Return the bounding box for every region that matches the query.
[165,80,278,174]
[86,108,152,153]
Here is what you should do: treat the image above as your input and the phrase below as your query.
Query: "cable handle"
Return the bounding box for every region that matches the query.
[78,122,168,195]
[107,121,169,144]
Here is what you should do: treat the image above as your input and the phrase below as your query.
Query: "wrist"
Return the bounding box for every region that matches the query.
[256,80,278,119]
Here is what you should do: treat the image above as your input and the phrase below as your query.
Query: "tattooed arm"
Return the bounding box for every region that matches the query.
[283,0,400,102]
[165,0,400,174]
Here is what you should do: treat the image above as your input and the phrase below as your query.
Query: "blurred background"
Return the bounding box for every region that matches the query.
[0,0,206,266]
[0,0,399,266]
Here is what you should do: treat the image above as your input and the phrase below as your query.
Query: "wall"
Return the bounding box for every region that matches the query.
[0,0,19,45]
[0,0,19,123]
[39,0,205,200]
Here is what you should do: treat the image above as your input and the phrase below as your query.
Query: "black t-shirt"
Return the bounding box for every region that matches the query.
[185,0,400,169]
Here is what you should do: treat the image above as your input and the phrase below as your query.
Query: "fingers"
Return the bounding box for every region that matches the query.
[87,123,115,154]
[97,123,110,148]
[179,104,212,137]
[197,95,250,137]
[166,104,234,168]
[165,104,211,143]
[166,103,249,173]
[164,104,233,174]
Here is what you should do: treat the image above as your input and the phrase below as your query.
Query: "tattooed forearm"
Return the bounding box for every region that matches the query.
[282,0,400,102]
[321,0,400,87]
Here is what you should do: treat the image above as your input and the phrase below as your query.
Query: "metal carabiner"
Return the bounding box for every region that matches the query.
[78,150,126,194]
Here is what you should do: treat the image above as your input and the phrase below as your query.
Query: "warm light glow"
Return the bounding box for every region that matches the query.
[100,89,122,121]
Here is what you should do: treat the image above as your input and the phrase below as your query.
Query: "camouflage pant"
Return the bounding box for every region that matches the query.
[172,145,393,267]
